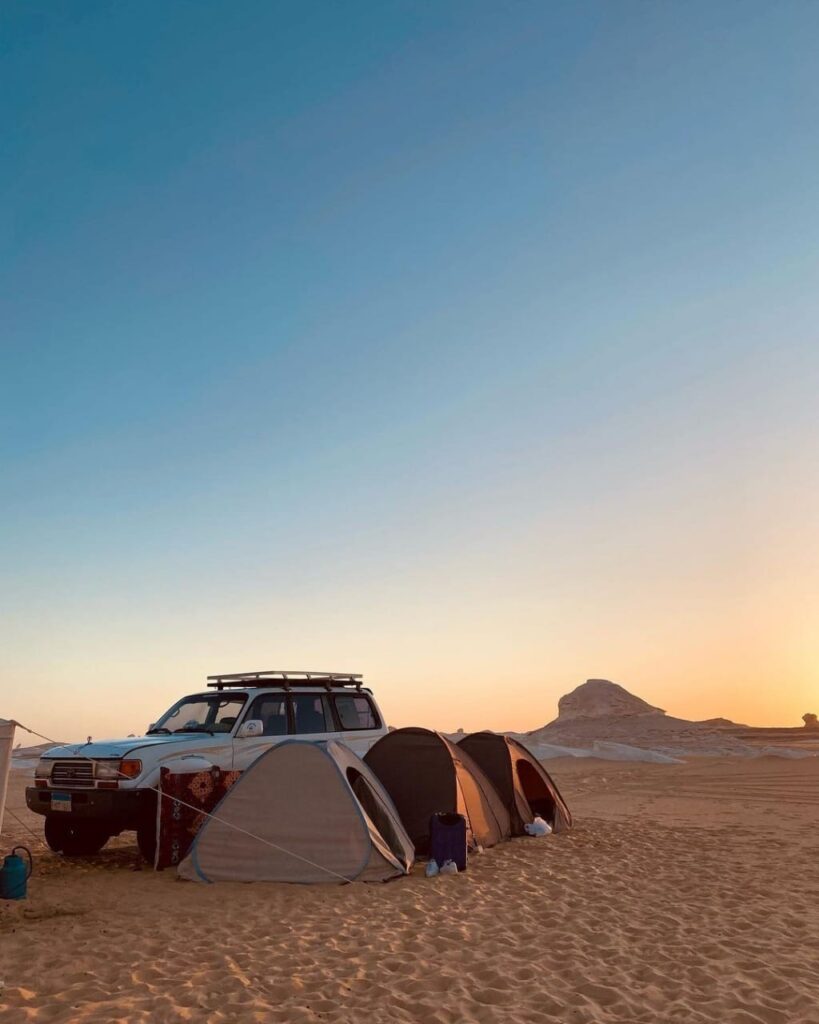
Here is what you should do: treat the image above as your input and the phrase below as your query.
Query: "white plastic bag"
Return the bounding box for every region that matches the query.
[425,859,440,877]
[439,859,459,875]
[524,816,553,837]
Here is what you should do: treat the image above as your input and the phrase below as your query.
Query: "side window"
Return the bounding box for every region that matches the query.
[290,694,332,735]
[246,695,288,737]
[334,694,379,731]
[211,697,247,733]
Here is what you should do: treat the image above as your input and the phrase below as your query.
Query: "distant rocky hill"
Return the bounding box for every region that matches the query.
[518,679,815,759]
[556,678,665,720]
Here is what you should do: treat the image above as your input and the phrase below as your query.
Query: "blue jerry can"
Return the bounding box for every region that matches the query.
[1,846,33,900]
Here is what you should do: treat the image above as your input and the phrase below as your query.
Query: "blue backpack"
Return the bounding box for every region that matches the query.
[429,812,468,871]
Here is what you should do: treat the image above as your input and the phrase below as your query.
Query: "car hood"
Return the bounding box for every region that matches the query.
[43,734,225,759]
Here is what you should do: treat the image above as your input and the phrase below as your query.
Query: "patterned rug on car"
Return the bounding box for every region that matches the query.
[155,766,242,870]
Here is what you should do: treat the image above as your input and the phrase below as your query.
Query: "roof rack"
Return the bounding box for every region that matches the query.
[206,670,364,692]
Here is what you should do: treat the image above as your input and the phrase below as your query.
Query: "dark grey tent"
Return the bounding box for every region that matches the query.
[458,732,572,835]
[364,727,511,854]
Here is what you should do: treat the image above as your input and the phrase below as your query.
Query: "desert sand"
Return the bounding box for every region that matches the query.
[2,756,818,1023]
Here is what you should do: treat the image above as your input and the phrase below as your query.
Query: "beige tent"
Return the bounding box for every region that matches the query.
[364,727,511,854]
[178,740,414,884]
[458,732,572,835]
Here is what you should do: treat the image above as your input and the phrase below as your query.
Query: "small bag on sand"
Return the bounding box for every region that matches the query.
[524,816,553,837]
[439,860,459,875]
[429,812,468,871]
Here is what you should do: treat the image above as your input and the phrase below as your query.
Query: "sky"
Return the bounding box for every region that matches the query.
[2,1,818,742]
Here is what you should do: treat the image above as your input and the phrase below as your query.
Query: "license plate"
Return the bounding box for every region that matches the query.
[51,793,72,813]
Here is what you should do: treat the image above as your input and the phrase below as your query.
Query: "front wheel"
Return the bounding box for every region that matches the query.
[44,817,110,856]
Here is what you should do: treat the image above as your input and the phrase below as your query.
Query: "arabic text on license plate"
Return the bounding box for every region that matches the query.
[51,793,72,813]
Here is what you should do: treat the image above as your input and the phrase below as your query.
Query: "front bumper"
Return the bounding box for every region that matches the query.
[25,786,153,830]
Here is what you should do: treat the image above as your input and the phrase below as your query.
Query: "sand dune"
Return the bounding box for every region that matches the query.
[2,756,818,1022]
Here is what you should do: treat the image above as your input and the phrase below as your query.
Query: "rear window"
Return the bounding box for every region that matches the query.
[334,694,379,731]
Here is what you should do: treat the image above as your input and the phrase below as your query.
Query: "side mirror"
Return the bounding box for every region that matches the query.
[147,723,156,733]
[237,719,263,738]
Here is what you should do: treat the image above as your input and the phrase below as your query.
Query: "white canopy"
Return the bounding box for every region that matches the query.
[0,720,16,836]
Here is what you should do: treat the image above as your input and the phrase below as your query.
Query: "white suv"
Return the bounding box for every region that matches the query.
[26,671,387,859]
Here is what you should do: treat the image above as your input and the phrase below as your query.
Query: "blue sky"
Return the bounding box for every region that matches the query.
[3,2,819,738]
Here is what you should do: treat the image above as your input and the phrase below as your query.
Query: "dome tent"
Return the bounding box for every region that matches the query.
[364,727,511,854]
[458,732,572,834]
[178,740,414,884]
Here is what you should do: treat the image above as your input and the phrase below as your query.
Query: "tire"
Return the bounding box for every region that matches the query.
[137,818,157,865]
[44,817,110,856]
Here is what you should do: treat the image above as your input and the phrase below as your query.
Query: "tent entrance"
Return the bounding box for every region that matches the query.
[515,760,557,822]
[346,767,407,864]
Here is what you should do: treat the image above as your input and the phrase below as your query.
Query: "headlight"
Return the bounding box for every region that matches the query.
[94,759,142,781]
[35,759,54,779]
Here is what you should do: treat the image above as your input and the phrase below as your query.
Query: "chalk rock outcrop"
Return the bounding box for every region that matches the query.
[522,678,761,757]
[556,679,665,721]
[511,679,812,761]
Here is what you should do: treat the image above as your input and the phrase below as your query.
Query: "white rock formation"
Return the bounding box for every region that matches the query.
[556,679,665,720]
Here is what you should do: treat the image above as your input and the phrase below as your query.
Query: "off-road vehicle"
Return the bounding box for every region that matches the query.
[26,670,387,859]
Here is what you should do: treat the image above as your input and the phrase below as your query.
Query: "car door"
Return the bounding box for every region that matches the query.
[232,693,289,771]
[288,692,334,744]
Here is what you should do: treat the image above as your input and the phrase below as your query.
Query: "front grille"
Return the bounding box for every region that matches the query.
[50,760,95,788]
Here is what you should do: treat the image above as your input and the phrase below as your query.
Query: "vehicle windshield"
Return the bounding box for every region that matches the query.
[151,694,247,734]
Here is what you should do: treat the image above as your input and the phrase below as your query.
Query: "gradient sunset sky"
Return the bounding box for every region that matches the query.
[3,2,818,742]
